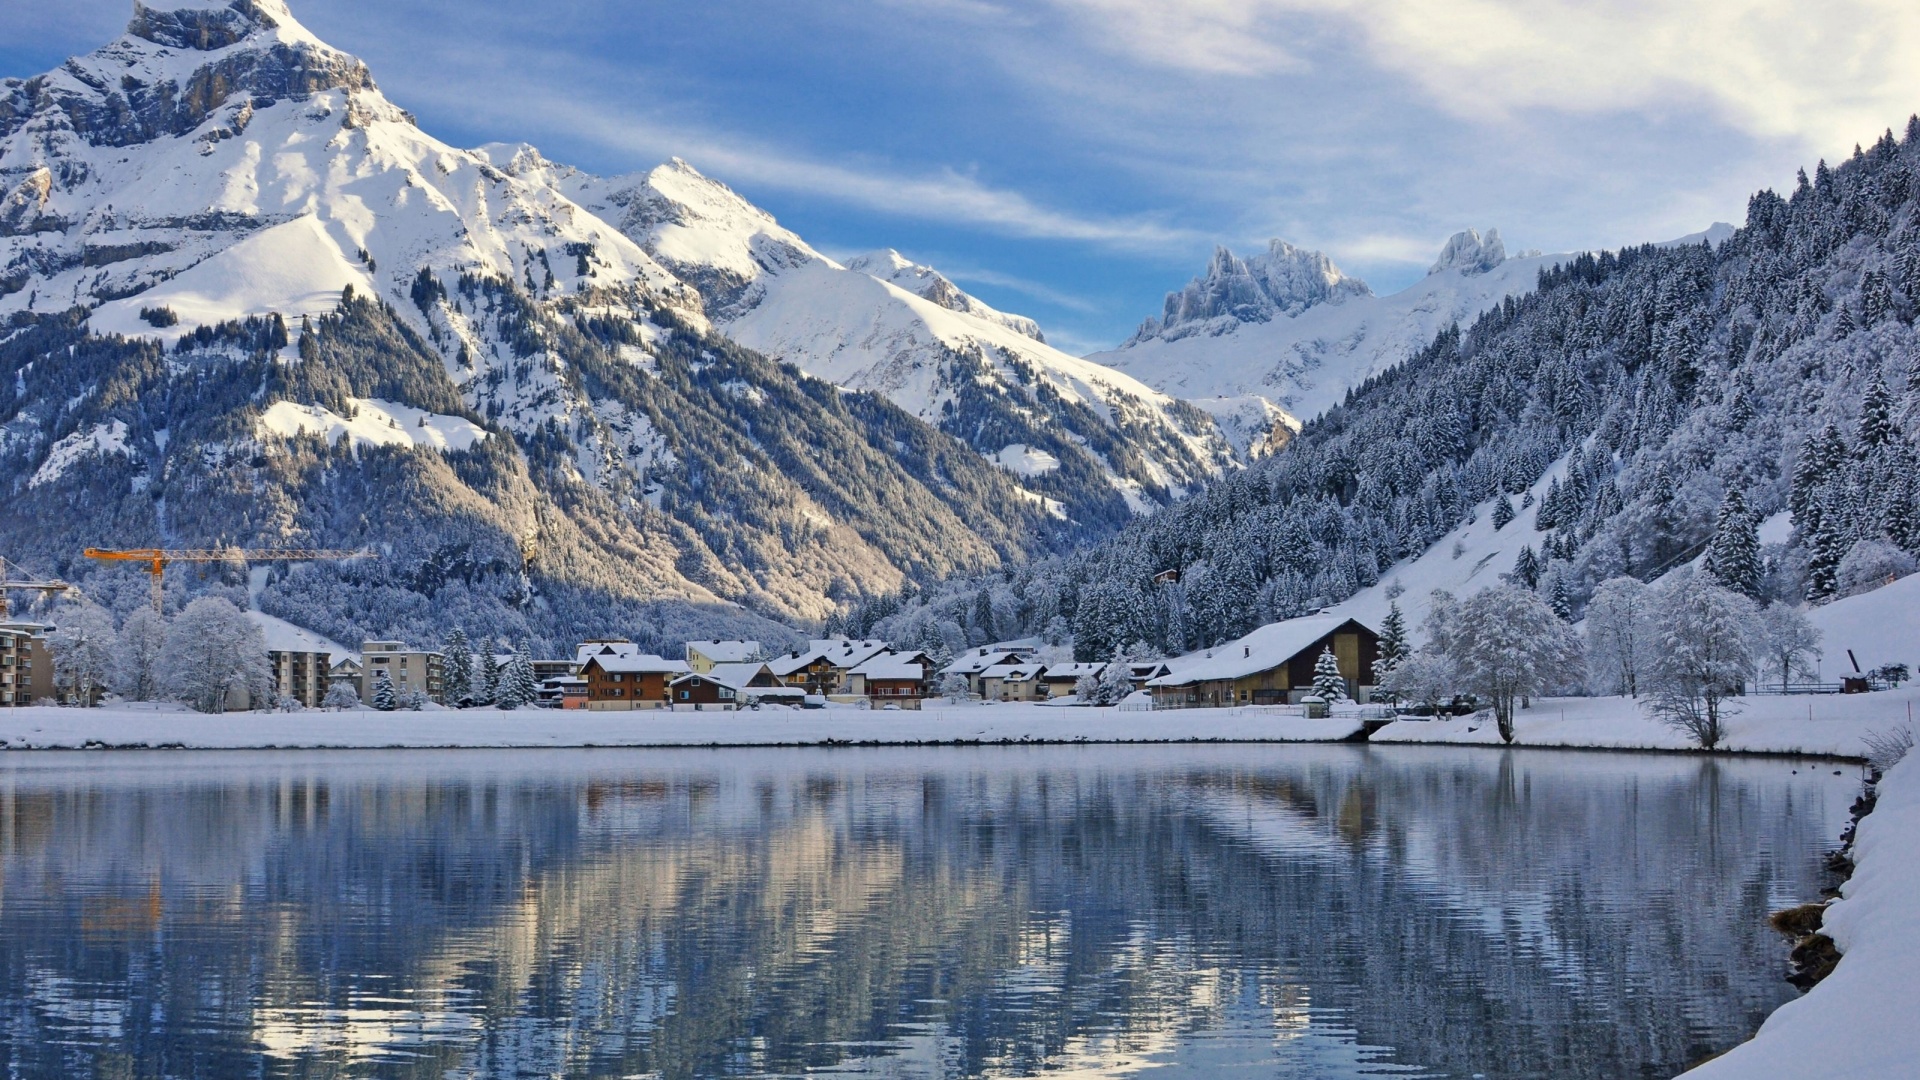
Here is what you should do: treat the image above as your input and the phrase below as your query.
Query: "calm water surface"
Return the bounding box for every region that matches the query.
[0,745,1856,1079]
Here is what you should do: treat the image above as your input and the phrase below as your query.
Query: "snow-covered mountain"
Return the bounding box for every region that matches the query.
[1090,230,1567,451]
[507,151,1233,517]
[0,0,1214,648]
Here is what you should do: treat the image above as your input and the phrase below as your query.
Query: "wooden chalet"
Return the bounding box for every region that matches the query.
[847,650,932,709]
[1148,616,1380,709]
[580,650,689,710]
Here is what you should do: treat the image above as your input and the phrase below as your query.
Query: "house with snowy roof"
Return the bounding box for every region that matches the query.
[846,650,934,708]
[668,662,803,708]
[941,646,1036,697]
[1038,662,1108,700]
[980,662,1047,702]
[580,651,689,710]
[1147,615,1379,709]
[685,640,764,673]
[768,639,891,696]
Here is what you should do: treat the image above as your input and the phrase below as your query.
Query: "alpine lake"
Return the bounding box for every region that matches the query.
[0,744,1859,1079]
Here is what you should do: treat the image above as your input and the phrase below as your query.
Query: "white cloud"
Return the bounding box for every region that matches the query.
[1046,0,1920,149]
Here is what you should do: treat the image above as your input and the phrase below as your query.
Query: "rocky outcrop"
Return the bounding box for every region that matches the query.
[1429,227,1507,276]
[1134,239,1372,343]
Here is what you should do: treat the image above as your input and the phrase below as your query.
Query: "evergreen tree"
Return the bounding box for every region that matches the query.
[1311,647,1348,702]
[1857,374,1895,450]
[1549,574,1573,621]
[479,648,503,706]
[1705,490,1762,598]
[499,644,539,710]
[442,627,474,707]
[371,669,397,711]
[1511,545,1541,589]
[1806,512,1848,602]
[1377,601,1410,676]
[1491,496,1515,530]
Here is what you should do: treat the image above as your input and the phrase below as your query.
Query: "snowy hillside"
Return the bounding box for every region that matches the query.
[1090,230,1564,443]
[532,154,1235,518]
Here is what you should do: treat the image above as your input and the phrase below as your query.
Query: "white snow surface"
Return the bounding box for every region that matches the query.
[90,217,372,341]
[1680,752,1920,1080]
[247,610,351,662]
[256,398,487,453]
[1372,687,1916,758]
[1092,244,1563,429]
[1807,569,1920,676]
[28,420,132,488]
[993,444,1062,476]
[0,703,1364,750]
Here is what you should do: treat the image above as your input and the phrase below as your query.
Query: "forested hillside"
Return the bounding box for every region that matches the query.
[852,120,1920,662]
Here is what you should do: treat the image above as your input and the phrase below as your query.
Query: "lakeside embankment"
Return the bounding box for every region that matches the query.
[1,686,1913,753]
[1679,751,1919,1080]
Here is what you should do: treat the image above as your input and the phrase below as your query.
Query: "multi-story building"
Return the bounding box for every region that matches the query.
[357,641,446,703]
[581,652,688,710]
[0,623,51,707]
[268,650,336,708]
[685,640,763,674]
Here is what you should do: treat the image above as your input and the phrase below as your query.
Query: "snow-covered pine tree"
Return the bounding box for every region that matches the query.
[1705,490,1762,598]
[1377,601,1410,676]
[1492,496,1515,531]
[1548,574,1573,621]
[443,628,474,707]
[480,648,502,706]
[1074,668,1104,705]
[499,645,538,710]
[1312,647,1349,702]
[371,669,397,711]
[1511,545,1541,589]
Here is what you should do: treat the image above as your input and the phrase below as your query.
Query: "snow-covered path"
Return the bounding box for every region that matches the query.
[1679,752,1920,1079]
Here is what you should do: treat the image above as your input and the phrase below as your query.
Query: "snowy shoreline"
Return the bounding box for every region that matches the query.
[1679,752,1919,1080]
[2,688,1911,757]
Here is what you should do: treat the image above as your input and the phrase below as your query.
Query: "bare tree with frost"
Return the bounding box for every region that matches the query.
[1441,585,1583,742]
[163,597,272,714]
[1643,576,1758,749]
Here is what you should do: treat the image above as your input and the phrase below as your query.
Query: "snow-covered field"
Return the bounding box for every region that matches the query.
[1372,688,1919,758]
[0,702,1364,750]
[1680,751,1920,1080]
[3,689,1909,754]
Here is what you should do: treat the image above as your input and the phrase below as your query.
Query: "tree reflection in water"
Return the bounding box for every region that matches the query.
[0,745,1852,1079]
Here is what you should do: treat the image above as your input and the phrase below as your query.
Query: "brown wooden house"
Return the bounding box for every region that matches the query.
[1148,616,1380,709]
[581,652,689,710]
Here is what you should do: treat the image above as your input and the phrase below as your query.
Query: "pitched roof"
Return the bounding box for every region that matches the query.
[981,663,1044,681]
[687,640,762,662]
[583,653,689,676]
[941,648,1026,676]
[669,669,804,697]
[1148,616,1374,687]
[575,640,641,665]
[767,639,890,676]
[706,662,777,690]
[850,651,929,681]
[1042,662,1107,681]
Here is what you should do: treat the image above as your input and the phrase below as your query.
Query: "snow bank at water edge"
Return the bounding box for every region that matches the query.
[0,703,1363,750]
[1372,688,1918,758]
[1680,753,1920,1079]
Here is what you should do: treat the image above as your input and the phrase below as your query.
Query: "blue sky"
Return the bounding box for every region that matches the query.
[8,1,1919,353]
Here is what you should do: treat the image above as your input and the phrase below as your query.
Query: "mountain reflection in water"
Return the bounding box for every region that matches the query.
[0,745,1853,1079]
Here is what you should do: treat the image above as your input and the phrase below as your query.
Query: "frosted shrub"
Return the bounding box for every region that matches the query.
[1835,539,1917,599]
[1863,725,1914,773]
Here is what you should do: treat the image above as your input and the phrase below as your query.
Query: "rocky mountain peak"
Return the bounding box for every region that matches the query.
[844,249,1046,342]
[127,1,293,50]
[1428,228,1507,276]
[1133,238,1371,343]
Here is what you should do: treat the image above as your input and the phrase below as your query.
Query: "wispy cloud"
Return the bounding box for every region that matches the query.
[1043,0,1920,151]
[927,264,1105,313]
[384,43,1205,253]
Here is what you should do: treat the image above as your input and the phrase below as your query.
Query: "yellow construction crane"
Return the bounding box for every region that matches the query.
[0,557,73,621]
[83,547,378,612]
